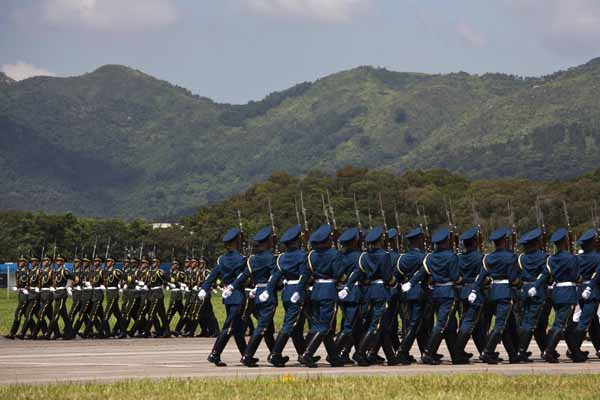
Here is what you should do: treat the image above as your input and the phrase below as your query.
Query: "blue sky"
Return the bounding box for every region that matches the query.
[2,0,600,103]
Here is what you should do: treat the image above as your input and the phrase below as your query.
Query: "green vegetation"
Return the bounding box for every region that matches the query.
[2,374,600,399]
[2,59,600,218]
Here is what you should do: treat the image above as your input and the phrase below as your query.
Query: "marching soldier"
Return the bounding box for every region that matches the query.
[47,255,74,340]
[183,256,202,337]
[146,256,170,337]
[130,256,151,337]
[5,256,30,339]
[123,257,140,336]
[89,256,110,338]
[175,256,194,336]
[104,256,127,338]
[401,228,462,365]
[166,258,187,335]
[35,255,54,340]
[231,226,277,367]
[198,257,220,337]
[68,256,86,333]
[201,228,248,366]
[19,255,42,339]
[74,256,94,338]
[118,256,132,335]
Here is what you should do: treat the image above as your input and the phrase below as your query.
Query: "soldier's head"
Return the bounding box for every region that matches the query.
[310,224,332,250]
[490,227,509,250]
[253,226,273,252]
[82,257,91,268]
[152,257,161,269]
[141,256,150,270]
[73,257,82,270]
[171,258,180,271]
[459,227,479,253]
[577,228,597,253]
[191,257,199,269]
[199,257,208,270]
[184,257,191,269]
[365,226,385,250]
[338,227,359,252]
[55,255,65,267]
[281,224,302,251]
[223,227,242,252]
[123,258,130,268]
[18,256,29,269]
[93,256,102,268]
[518,228,542,253]
[432,228,450,251]
[405,227,425,250]
[30,256,40,268]
[42,256,51,268]
[106,257,115,268]
[129,258,139,269]
[550,228,569,252]
[387,228,399,252]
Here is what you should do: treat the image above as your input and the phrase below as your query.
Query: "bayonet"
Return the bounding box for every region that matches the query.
[326,190,337,230]
[321,193,331,225]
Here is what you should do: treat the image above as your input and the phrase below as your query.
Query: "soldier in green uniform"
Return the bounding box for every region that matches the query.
[104,256,127,338]
[89,256,110,338]
[146,256,170,337]
[19,256,42,339]
[48,255,75,340]
[131,256,151,337]
[68,257,85,330]
[5,256,30,339]
[122,257,139,335]
[74,257,95,338]
[198,257,220,337]
[166,258,187,335]
[35,255,55,340]
[173,257,193,336]
[182,257,201,337]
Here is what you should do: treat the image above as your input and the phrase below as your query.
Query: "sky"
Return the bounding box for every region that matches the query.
[2,0,600,103]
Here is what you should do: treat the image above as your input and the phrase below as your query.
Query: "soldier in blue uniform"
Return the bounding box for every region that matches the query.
[383,228,402,354]
[402,228,462,365]
[565,228,599,362]
[300,224,345,367]
[265,225,309,366]
[395,227,428,364]
[334,227,364,365]
[201,228,248,367]
[454,227,486,362]
[529,228,581,363]
[515,228,549,362]
[470,227,520,364]
[229,226,277,367]
[340,226,400,366]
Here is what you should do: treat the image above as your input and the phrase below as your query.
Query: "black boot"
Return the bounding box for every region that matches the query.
[241,333,263,367]
[354,333,377,366]
[566,329,588,363]
[382,334,401,366]
[397,327,417,365]
[481,331,503,364]
[207,331,230,367]
[324,334,344,367]
[422,331,443,365]
[301,333,323,368]
[335,333,355,365]
[454,330,472,362]
[445,330,466,364]
[543,330,561,363]
[517,329,534,362]
[268,332,291,367]
[502,330,521,364]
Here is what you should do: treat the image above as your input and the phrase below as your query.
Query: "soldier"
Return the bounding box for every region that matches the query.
[35,255,54,340]
[118,256,132,335]
[122,257,140,336]
[74,256,94,338]
[334,227,364,365]
[200,228,248,367]
[130,256,151,337]
[89,256,110,338]
[103,256,127,338]
[198,257,220,337]
[5,256,30,339]
[395,227,427,364]
[454,228,486,362]
[401,228,462,365]
[183,257,202,337]
[341,226,400,366]
[514,228,549,362]
[68,256,86,333]
[381,228,401,357]
[176,256,196,336]
[265,225,309,367]
[47,255,74,340]
[146,256,170,337]
[166,258,187,335]
[19,256,42,339]
[470,227,520,364]
[300,224,344,368]
[529,228,582,363]
[230,226,277,367]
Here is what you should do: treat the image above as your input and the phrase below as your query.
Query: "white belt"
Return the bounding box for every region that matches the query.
[492,279,509,284]
[106,287,118,290]
[556,282,576,287]
[316,279,335,283]
[582,280,591,285]
[30,287,39,290]
[41,288,52,291]
[255,283,268,288]
[171,288,181,291]
[435,282,454,287]
[371,279,384,284]
[55,286,66,290]
[523,281,536,285]
[285,279,300,285]
[151,286,163,290]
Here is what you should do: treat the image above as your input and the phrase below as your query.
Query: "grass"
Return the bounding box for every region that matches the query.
[2,374,600,400]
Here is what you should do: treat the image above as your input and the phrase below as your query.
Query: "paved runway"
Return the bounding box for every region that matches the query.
[1,338,600,385]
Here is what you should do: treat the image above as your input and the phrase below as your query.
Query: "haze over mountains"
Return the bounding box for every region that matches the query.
[1,58,600,219]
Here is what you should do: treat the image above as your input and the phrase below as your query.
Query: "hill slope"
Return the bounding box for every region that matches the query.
[1,60,600,218]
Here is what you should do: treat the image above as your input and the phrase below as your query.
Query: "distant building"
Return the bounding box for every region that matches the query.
[152,222,180,229]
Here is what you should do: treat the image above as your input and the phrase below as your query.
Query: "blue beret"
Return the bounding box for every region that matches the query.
[431,228,449,244]
[577,228,597,245]
[550,228,567,244]
[223,227,241,243]
[387,228,398,240]
[339,227,359,243]
[490,226,509,242]
[280,224,301,244]
[459,227,478,242]
[518,228,541,245]
[310,224,332,244]
[366,226,384,244]
[405,227,423,240]
[253,226,272,242]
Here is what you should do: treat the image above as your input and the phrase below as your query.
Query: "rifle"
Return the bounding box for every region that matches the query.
[51,239,57,269]
[321,193,331,226]
[294,197,302,227]
[563,200,575,254]
[394,200,403,253]
[449,198,460,252]
[416,203,430,251]
[367,197,373,230]
[268,198,279,253]
[138,240,144,260]
[443,196,458,252]
[378,192,389,249]
[326,190,338,247]
[471,198,484,253]
[594,201,600,252]
[91,236,98,260]
[354,193,366,251]
[300,192,310,249]
[237,209,248,255]
[40,239,47,262]
[535,197,548,253]
[507,202,517,253]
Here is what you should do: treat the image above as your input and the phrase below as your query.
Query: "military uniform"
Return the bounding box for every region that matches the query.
[68,258,86,330]
[48,256,74,339]
[6,257,30,339]
[122,258,140,335]
[166,259,187,333]
[34,258,54,339]
[20,259,43,338]
[131,258,151,337]
[146,258,170,337]
[75,258,95,338]
[103,258,127,338]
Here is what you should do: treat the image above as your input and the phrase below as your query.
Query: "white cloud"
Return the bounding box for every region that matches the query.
[456,21,487,48]
[40,0,178,31]
[1,62,56,81]
[243,0,373,23]
[504,0,600,55]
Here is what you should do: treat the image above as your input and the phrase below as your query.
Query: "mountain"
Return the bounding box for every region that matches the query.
[1,60,600,219]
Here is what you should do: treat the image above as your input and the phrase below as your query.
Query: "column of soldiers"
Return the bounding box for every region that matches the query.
[5,253,220,340]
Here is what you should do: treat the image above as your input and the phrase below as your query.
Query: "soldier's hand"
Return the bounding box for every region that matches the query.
[291,291,300,304]
[99,285,106,291]
[468,291,477,304]
[338,288,348,300]
[527,287,537,297]
[198,289,207,301]
[34,287,40,293]
[401,282,412,293]
[258,291,269,303]
[249,288,257,299]
[582,287,592,300]
[11,286,17,292]
[67,287,73,296]
[22,289,29,295]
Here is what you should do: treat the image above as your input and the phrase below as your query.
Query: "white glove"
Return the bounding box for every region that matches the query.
[137,281,145,286]
[75,286,81,291]
[582,287,592,300]
[198,289,207,301]
[168,283,176,289]
[166,286,170,291]
[67,287,73,296]
[142,285,149,291]
[249,288,257,299]
[401,282,412,293]
[283,279,288,285]
[180,283,188,291]
[259,291,269,303]
[84,282,92,289]
[222,285,233,299]
[123,284,128,290]
[291,291,300,304]
[22,289,29,295]
[34,287,40,293]
[99,285,106,291]
[528,287,537,298]
[468,292,477,304]
[338,288,349,300]
[192,285,198,291]
[119,289,123,294]
[49,287,56,292]
[11,286,17,292]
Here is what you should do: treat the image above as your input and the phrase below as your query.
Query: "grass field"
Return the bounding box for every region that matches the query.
[2,374,600,400]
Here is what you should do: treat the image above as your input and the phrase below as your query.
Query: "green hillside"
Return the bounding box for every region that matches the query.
[1,59,599,218]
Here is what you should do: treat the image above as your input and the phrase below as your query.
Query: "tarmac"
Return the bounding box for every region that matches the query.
[1,338,600,385]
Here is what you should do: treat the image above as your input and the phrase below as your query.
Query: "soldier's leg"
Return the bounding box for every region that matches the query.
[157,298,170,337]
[544,303,575,363]
[19,299,37,338]
[535,297,552,352]
[481,300,512,364]
[569,300,598,361]
[7,294,28,338]
[518,295,545,361]
[422,299,450,365]
[207,302,246,366]
[59,297,74,339]
[241,301,276,366]
[455,300,483,361]
[417,298,434,356]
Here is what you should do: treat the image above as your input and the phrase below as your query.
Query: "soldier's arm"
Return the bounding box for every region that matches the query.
[345,253,366,287]
[509,254,521,287]
[200,262,222,291]
[266,255,284,294]
[232,257,252,290]
[472,255,490,292]
[450,253,462,284]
